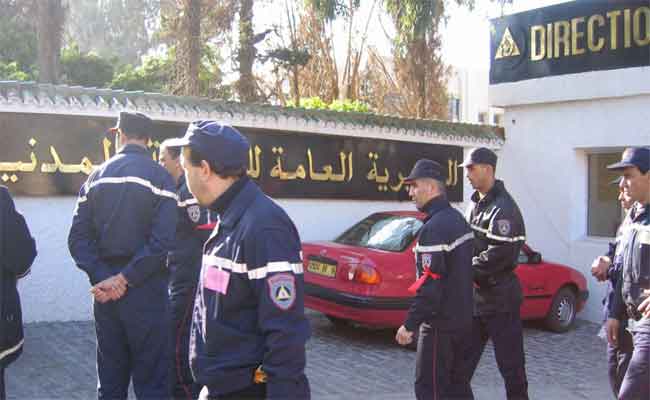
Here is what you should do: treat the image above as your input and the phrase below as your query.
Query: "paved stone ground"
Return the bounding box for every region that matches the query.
[6,310,611,399]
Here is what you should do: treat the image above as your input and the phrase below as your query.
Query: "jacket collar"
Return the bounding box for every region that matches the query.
[177,174,186,190]
[421,195,449,222]
[210,177,257,229]
[118,143,148,155]
[471,179,505,205]
[632,203,649,224]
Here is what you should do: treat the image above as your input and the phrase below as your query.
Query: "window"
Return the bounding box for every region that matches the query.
[335,213,423,252]
[588,153,624,237]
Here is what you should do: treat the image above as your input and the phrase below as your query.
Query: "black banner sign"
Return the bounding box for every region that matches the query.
[0,113,463,201]
[490,0,650,84]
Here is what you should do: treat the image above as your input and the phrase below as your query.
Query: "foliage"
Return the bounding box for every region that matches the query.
[0,11,37,73]
[110,53,173,93]
[286,96,370,113]
[60,45,115,88]
[0,61,32,81]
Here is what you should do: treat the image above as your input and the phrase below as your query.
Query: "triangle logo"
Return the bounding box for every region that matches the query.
[276,286,291,300]
[495,27,521,60]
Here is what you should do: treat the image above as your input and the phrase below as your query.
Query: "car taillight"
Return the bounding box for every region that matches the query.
[352,264,381,285]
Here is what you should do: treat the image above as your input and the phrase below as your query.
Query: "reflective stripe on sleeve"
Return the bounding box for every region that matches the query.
[86,176,178,201]
[415,232,474,253]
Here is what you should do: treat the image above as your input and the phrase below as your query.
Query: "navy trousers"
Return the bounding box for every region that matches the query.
[170,288,200,400]
[607,327,634,398]
[619,331,650,400]
[415,323,472,400]
[94,275,170,400]
[0,367,5,400]
[457,312,529,400]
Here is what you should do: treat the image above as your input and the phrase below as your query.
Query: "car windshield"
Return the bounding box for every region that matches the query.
[334,214,423,252]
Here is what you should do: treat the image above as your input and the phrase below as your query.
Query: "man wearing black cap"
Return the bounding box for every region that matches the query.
[166,121,310,400]
[159,139,217,400]
[590,179,636,398]
[68,111,178,399]
[606,147,650,400]
[395,159,474,400]
[458,147,529,399]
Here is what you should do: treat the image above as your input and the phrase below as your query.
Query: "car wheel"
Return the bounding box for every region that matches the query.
[544,287,577,333]
[326,315,350,327]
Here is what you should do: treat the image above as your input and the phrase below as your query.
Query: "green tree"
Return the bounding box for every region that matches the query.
[0,61,31,81]
[66,0,159,66]
[0,1,37,75]
[60,45,115,88]
[110,53,173,93]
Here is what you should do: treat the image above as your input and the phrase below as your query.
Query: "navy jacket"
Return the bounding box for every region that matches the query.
[404,196,474,332]
[68,144,177,288]
[0,186,36,367]
[612,203,650,333]
[466,180,526,315]
[168,174,215,301]
[603,206,635,323]
[190,178,310,399]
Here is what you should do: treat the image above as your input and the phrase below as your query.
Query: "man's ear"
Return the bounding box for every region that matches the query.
[200,160,212,181]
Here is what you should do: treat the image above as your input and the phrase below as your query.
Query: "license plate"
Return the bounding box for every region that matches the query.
[307,260,337,278]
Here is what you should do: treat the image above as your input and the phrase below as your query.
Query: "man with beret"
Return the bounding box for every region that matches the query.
[606,147,650,400]
[458,147,529,399]
[159,139,216,400]
[68,111,177,399]
[166,121,310,400]
[0,186,37,400]
[395,159,474,400]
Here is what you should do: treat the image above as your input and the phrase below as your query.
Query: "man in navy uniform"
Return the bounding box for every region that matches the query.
[607,147,650,400]
[459,147,529,400]
[68,112,177,399]
[0,186,37,400]
[166,121,310,400]
[591,179,636,398]
[159,139,216,399]
[395,159,474,400]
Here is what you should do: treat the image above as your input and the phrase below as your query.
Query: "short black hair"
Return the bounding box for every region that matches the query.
[186,145,247,179]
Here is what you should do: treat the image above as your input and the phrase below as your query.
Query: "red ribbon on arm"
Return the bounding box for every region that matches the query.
[195,222,217,231]
[408,268,441,294]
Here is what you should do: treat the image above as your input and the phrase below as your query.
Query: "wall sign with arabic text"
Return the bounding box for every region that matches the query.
[0,113,463,201]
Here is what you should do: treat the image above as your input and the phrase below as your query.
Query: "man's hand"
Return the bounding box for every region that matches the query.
[395,325,414,346]
[91,274,129,302]
[638,289,650,318]
[606,318,620,347]
[591,256,611,282]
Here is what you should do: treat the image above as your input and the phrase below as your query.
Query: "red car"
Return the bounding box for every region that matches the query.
[303,211,589,333]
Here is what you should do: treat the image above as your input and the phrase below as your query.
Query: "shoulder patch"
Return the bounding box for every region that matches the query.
[496,219,511,236]
[267,273,296,310]
[187,205,201,223]
[421,253,432,269]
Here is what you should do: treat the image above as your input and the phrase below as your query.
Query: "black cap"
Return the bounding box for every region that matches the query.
[607,147,650,174]
[166,120,249,171]
[404,159,444,182]
[108,111,153,138]
[461,147,497,168]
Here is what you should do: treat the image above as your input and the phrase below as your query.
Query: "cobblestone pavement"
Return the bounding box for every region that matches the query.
[6,310,611,400]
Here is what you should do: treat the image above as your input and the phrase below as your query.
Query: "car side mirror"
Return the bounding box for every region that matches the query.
[528,252,542,264]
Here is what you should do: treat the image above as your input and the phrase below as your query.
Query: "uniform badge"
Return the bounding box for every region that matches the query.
[496,219,511,236]
[422,253,432,269]
[187,205,201,223]
[268,273,296,310]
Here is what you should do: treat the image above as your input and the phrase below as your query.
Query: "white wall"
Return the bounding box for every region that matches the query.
[492,71,650,322]
[14,195,470,322]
